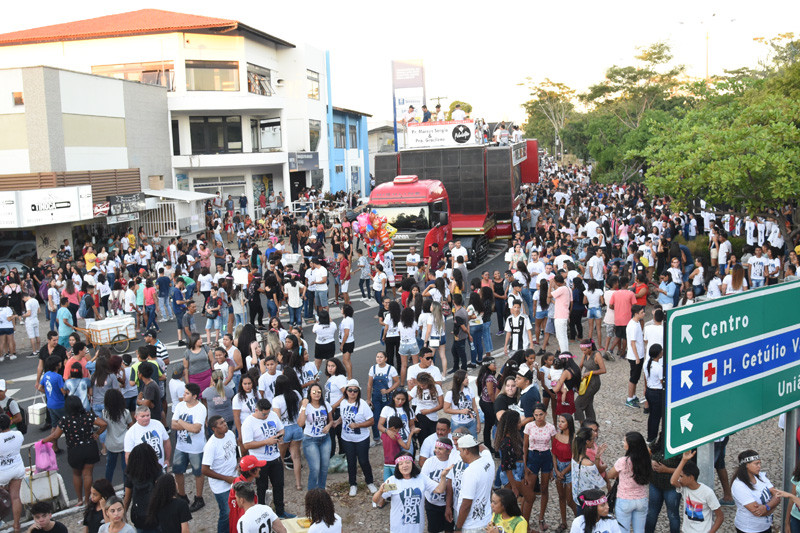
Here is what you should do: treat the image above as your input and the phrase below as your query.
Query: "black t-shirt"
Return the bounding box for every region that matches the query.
[31,522,69,533]
[39,343,68,364]
[142,380,162,421]
[83,294,95,319]
[156,497,192,533]
[493,394,518,415]
[82,506,104,533]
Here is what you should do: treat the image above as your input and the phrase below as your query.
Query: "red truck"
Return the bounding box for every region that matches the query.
[371,142,528,270]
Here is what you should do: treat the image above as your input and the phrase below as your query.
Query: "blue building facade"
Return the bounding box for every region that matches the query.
[328,106,370,196]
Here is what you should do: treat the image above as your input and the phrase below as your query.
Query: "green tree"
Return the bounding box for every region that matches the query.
[643,62,800,241]
[520,79,575,159]
[447,101,472,120]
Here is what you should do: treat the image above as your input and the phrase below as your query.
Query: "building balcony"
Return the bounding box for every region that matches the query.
[172,150,287,169]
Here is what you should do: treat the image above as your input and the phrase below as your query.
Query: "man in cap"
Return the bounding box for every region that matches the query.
[452,434,494,533]
[451,104,466,121]
[225,453,265,533]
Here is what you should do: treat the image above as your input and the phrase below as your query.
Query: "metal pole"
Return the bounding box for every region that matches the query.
[697,442,715,488]
[784,408,799,532]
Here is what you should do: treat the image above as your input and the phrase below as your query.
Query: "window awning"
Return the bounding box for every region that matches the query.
[142,188,215,203]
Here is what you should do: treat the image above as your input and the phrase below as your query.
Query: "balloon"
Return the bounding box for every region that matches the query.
[357,213,369,229]
[378,228,389,243]
[351,221,360,234]
[367,229,377,241]
[383,240,394,252]
[384,224,397,238]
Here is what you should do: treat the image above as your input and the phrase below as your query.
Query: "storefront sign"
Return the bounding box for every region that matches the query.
[288,152,320,172]
[93,202,110,217]
[107,212,140,225]
[18,186,93,227]
[108,193,145,216]
[0,192,18,228]
[405,120,475,149]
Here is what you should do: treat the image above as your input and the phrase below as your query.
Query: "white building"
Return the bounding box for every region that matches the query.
[0,9,331,210]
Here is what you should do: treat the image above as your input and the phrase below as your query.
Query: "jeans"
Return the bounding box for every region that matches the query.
[452,418,477,438]
[371,395,390,441]
[288,306,302,327]
[266,299,278,319]
[342,438,374,486]
[469,324,484,364]
[210,491,229,533]
[158,295,174,320]
[234,313,246,327]
[481,320,493,354]
[302,435,331,490]
[359,278,370,298]
[374,289,384,307]
[145,304,157,331]
[451,338,467,372]
[255,458,284,515]
[791,516,800,533]
[91,405,107,445]
[303,292,314,319]
[105,451,126,483]
[521,287,534,322]
[219,307,229,334]
[554,318,569,353]
[645,388,664,443]
[49,309,57,332]
[616,497,649,533]
[645,484,680,533]
[752,278,765,288]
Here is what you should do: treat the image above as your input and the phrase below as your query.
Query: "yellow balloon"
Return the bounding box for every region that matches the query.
[384,224,397,238]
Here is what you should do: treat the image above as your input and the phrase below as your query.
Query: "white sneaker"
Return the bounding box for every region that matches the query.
[7,354,16,361]
[367,483,378,494]
[349,485,357,497]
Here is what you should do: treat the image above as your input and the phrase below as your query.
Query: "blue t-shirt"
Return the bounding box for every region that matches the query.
[40,371,66,409]
[170,287,186,314]
[56,307,73,337]
[156,276,172,298]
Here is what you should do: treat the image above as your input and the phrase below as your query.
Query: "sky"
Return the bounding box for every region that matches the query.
[1,0,797,126]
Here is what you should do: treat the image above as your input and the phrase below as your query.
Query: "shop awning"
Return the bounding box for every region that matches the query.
[142,188,215,203]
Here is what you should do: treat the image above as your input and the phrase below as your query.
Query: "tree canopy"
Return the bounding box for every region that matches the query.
[447,100,472,120]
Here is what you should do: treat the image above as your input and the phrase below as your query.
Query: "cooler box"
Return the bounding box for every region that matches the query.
[87,316,136,344]
[28,400,47,426]
[21,469,69,512]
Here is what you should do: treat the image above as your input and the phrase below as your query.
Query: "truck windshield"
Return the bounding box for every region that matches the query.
[370,205,430,230]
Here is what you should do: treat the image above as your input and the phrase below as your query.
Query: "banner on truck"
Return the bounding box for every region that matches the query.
[405,120,475,149]
[392,59,426,151]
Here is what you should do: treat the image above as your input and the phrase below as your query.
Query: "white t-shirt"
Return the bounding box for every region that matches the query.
[124,420,169,467]
[338,316,355,344]
[384,316,400,338]
[236,504,279,533]
[568,517,622,533]
[241,412,284,461]
[409,385,444,421]
[677,483,720,533]
[0,430,23,471]
[603,289,617,324]
[457,453,495,529]
[0,307,13,329]
[444,388,476,425]
[732,476,773,532]
[373,272,387,291]
[302,401,332,437]
[272,391,302,425]
[324,374,347,407]
[722,275,748,295]
[313,323,337,345]
[585,288,603,309]
[748,256,767,280]
[340,399,373,442]
[643,323,664,352]
[420,455,449,506]
[586,255,605,281]
[707,277,723,298]
[406,253,421,276]
[407,363,443,384]
[25,298,40,322]
[643,359,664,389]
[718,240,732,266]
[232,391,258,424]
[257,372,279,402]
[307,514,342,533]
[626,319,644,361]
[399,323,419,344]
[380,405,413,443]
[283,282,303,309]
[201,431,238,494]
[172,401,207,454]
[198,273,213,292]
[383,475,439,533]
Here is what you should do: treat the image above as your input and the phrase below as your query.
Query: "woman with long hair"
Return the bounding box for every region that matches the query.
[145,474,191,533]
[522,403,556,531]
[534,278,549,345]
[232,370,258,448]
[515,260,534,322]
[83,478,116,533]
[340,379,376,496]
[201,369,235,438]
[324,358,349,454]
[397,306,419,379]
[494,410,529,502]
[732,449,780,533]
[574,340,606,424]
[378,389,417,454]
[606,431,653,532]
[583,278,604,345]
[571,488,620,533]
[103,389,132,483]
[467,289,485,367]
[182,333,213,390]
[90,353,121,454]
[480,285,495,360]
[42,395,107,507]
[477,358,498,452]
[569,277,586,340]
[487,488,528,533]
[643,344,664,443]
[272,374,304,491]
[304,489,342,532]
[493,376,519,424]
[297,383,336,490]
[552,353,583,417]
[312,309,337,372]
[423,300,448,376]
[552,414,576,532]
[410,372,444,448]
[722,263,749,295]
[571,427,607,512]
[382,300,402,378]
[444,369,480,438]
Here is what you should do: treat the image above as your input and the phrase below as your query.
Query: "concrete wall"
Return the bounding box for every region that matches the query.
[123,81,172,188]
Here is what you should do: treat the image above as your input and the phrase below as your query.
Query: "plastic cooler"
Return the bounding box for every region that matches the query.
[87,315,136,344]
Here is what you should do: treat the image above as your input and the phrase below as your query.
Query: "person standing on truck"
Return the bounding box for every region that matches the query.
[435,104,445,121]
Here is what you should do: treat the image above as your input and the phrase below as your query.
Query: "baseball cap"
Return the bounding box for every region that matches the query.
[0,379,6,391]
[145,329,158,339]
[239,455,267,472]
[457,435,478,448]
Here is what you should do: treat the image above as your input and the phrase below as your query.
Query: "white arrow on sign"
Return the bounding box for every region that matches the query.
[680,413,694,433]
[681,324,693,344]
[681,370,693,389]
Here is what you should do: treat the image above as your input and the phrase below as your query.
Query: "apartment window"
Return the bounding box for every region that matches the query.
[92,62,175,91]
[250,118,281,152]
[189,116,242,154]
[186,60,239,91]
[247,63,274,96]
[333,123,345,149]
[349,125,358,149]
[307,69,320,100]
[309,120,321,151]
[171,120,180,156]
[335,165,344,173]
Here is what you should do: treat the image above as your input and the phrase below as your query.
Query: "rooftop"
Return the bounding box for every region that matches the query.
[0,9,294,48]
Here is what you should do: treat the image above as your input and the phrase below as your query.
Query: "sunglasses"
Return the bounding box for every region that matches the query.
[423,356,434,361]
[346,388,359,393]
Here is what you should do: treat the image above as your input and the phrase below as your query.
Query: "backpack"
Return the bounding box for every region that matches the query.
[1,397,26,435]
[77,294,88,318]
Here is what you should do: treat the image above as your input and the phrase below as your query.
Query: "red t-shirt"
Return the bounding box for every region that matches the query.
[228,474,256,533]
[338,259,350,281]
[610,290,637,326]
[633,282,648,307]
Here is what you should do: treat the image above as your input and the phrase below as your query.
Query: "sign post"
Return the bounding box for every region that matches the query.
[665,281,800,457]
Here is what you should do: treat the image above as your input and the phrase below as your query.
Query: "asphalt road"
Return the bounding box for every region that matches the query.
[2,242,510,502]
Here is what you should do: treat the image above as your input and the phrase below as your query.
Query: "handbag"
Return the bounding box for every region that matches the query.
[33,440,58,473]
[578,371,593,395]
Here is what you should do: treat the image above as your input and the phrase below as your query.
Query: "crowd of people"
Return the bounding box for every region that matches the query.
[1,159,800,533]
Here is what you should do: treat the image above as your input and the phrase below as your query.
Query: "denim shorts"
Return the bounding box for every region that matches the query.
[499,461,526,485]
[399,341,419,356]
[556,459,571,484]
[526,449,553,475]
[535,310,548,320]
[429,334,446,347]
[206,316,221,330]
[283,423,303,442]
[314,290,329,307]
[172,449,203,476]
[587,307,602,319]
